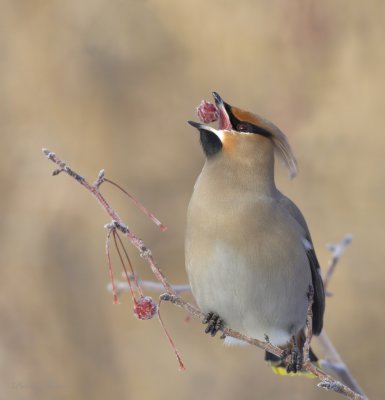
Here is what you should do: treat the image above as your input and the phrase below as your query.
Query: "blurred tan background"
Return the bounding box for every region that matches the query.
[1,0,385,399]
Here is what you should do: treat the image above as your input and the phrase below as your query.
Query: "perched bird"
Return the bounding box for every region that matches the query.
[186,92,325,374]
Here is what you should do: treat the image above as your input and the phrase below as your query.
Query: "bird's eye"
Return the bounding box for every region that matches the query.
[236,123,250,132]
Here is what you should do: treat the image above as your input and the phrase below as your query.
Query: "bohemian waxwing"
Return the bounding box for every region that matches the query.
[186,92,325,374]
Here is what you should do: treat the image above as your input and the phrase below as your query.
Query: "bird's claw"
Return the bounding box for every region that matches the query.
[202,312,224,337]
[286,336,304,373]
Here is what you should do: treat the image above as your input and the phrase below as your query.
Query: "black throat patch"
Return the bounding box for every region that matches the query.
[199,130,222,157]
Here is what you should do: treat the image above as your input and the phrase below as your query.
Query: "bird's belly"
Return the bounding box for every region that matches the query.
[186,239,311,346]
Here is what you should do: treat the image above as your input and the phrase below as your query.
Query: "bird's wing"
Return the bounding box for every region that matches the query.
[278,194,325,335]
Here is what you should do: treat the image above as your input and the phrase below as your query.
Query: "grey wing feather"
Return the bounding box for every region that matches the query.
[278,194,325,335]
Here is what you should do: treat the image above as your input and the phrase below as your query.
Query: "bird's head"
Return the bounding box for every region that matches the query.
[188,92,297,179]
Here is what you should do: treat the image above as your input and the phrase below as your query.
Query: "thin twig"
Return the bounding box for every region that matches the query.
[112,229,139,299]
[107,279,191,295]
[42,149,366,400]
[106,228,119,305]
[104,178,167,232]
[324,235,353,291]
[157,296,186,370]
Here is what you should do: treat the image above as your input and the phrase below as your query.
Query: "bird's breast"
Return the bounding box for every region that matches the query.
[185,185,311,345]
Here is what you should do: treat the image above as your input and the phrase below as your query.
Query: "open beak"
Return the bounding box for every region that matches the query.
[187,120,225,143]
[187,121,218,136]
[187,91,232,139]
[212,92,232,130]
[187,120,218,134]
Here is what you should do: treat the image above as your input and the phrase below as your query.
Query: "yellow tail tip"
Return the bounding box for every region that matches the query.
[271,365,318,378]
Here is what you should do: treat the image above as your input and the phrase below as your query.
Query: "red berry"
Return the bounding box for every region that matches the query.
[197,100,219,123]
[133,296,157,320]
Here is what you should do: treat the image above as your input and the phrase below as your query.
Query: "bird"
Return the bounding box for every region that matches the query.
[185,92,325,374]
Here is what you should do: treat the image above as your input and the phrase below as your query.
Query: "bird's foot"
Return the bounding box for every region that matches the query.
[202,312,224,337]
[286,335,303,374]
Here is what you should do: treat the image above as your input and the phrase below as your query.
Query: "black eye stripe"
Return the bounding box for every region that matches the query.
[224,103,271,138]
[246,123,272,138]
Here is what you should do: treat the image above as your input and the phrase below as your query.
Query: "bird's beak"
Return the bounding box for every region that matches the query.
[187,121,218,134]
[187,120,225,142]
[187,92,231,141]
[212,92,232,130]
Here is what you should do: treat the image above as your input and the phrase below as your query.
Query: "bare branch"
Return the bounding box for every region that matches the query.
[42,148,174,295]
[107,247,367,399]
[42,149,366,400]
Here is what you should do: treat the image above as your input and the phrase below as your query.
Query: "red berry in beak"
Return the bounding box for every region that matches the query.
[197,100,219,123]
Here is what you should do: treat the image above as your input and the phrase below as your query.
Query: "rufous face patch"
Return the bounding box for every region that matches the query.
[231,106,268,130]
